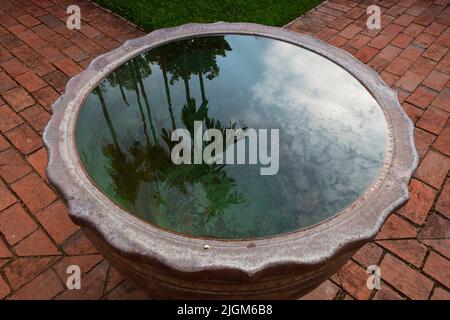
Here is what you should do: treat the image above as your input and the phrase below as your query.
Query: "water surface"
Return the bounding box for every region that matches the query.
[76,35,387,239]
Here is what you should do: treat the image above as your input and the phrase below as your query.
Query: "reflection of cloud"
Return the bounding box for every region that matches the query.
[248,39,388,223]
[251,40,387,157]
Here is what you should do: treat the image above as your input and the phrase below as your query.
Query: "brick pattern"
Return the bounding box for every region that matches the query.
[287,0,450,300]
[0,0,448,300]
[0,0,146,300]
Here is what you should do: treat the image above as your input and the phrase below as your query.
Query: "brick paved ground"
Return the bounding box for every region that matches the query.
[0,0,448,300]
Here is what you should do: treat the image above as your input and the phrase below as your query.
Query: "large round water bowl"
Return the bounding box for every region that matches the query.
[44,23,418,299]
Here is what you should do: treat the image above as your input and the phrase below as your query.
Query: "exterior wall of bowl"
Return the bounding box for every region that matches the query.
[85,229,356,299]
[43,23,418,299]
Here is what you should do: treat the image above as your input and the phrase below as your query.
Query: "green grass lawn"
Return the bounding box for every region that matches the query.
[95,0,323,31]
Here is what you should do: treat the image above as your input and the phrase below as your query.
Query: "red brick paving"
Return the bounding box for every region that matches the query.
[0,0,448,299]
[287,0,450,300]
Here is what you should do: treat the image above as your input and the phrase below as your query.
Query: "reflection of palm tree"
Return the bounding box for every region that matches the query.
[151,37,232,105]
[109,72,129,106]
[95,85,119,147]
[160,98,244,216]
[146,48,177,130]
[131,59,158,143]
[106,55,152,105]
[188,37,232,103]
[100,36,242,218]
[94,86,141,206]
[158,55,176,129]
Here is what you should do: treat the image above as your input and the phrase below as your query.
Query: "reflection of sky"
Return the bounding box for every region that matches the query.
[252,39,385,147]
[76,35,388,238]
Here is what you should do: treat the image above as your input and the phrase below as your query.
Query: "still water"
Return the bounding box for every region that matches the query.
[76,35,387,239]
